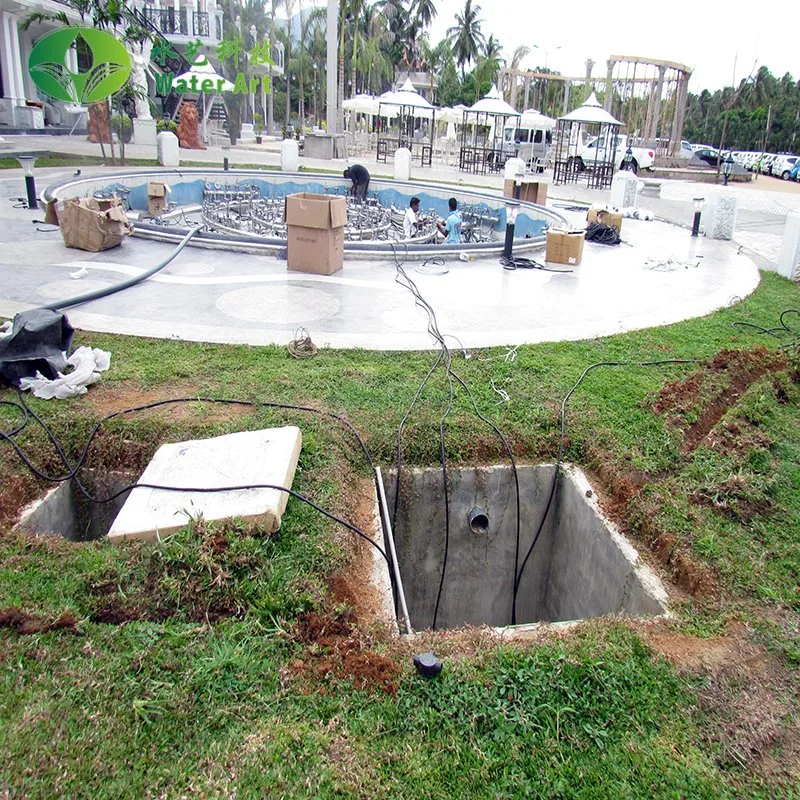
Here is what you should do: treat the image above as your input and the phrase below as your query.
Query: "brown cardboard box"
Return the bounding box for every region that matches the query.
[545,229,584,266]
[286,193,347,275]
[503,178,548,206]
[286,226,345,275]
[58,196,132,252]
[147,181,168,217]
[587,207,623,233]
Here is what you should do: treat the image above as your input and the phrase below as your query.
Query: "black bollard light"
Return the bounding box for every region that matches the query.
[503,199,520,258]
[722,153,735,186]
[16,155,38,209]
[222,144,230,171]
[691,197,704,237]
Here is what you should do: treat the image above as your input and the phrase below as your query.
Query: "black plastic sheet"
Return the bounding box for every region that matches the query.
[0,310,74,386]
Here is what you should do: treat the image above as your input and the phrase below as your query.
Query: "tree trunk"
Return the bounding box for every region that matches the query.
[268,3,275,134]
[350,31,358,99]
[106,98,116,165]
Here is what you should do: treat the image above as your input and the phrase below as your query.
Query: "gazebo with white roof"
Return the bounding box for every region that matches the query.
[552,91,623,189]
[376,78,436,167]
[459,85,520,175]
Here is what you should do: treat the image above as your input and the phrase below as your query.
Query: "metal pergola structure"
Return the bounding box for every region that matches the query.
[459,86,520,175]
[376,79,435,167]
[552,92,622,189]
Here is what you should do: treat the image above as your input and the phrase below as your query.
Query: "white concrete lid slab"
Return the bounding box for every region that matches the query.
[107,426,302,543]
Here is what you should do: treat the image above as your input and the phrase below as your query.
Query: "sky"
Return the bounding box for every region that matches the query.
[424,0,791,92]
[304,0,796,94]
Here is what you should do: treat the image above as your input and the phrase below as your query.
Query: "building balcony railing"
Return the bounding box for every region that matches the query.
[140,6,221,43]
[143,7,189,37]
[193,10,209,38]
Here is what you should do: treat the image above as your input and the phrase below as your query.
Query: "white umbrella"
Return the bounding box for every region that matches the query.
[468,85,520,117]
[437,106,465,124]
[559,92,622,125]
[342,94,379,115]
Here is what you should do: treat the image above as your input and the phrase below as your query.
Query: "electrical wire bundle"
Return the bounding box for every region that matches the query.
[389,243,522,630]
[584,221,622,245]
[732,308,800,350]
[500,255,573,273]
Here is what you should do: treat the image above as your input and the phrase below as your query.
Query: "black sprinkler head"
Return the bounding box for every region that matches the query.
[413,651,443,678]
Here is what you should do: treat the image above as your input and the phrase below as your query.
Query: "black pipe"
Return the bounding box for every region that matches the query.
[36,227,199,312]
[691,210,701,237]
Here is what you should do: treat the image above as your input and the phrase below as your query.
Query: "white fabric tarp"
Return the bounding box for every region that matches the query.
[19,346,111,400]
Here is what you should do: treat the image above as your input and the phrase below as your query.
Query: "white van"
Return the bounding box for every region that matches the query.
[502,110,556,168]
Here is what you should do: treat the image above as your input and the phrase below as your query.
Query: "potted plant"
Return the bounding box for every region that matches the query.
[254,112,264,144]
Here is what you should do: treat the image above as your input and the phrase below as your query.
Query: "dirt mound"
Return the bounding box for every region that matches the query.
[652,347,786,455]
[291,611,401,695]
[0,608,78,635]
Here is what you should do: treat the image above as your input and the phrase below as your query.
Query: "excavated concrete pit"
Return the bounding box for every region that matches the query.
[387,463,668,631]
[16,471,135,541]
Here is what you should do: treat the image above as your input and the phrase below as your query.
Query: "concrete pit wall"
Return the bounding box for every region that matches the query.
[388,464,667,631]
[16,471,135,541]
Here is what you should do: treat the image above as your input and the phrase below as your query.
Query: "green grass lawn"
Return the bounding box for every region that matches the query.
[1,271,798,798]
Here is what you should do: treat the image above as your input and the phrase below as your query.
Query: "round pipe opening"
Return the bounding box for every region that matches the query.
[468,506,489,535]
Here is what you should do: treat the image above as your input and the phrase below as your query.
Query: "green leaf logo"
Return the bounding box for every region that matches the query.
[28,27,131,103]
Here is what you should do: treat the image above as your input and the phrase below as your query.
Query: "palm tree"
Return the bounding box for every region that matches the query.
[448,0,485,78]
[413,0,437,30]
[283,0,296,127]
[349,0,367,98]
[268,0,283,134]
[508,44,529,107]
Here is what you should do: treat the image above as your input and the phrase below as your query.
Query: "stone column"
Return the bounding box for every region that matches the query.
[1,14,21,104]
[648,65,666,141]
[669,73,689,156]
[563,81,571,115]
[523,76,531,110]
[603,59,615,112]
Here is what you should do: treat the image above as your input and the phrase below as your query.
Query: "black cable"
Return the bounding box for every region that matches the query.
[732,308,800,349]
[512,358,700,611]
[584,222,621,245]
[33,227,199,312]
[388,242,523,630]
[1,392,390,571]
[500,255,573,273]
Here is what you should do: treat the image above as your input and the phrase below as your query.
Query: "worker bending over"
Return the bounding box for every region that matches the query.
[343,164,370,201]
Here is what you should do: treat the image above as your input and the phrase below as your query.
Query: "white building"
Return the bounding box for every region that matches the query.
[0,0,283,132]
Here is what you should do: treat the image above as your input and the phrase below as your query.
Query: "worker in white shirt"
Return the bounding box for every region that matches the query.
[403,197,424,239]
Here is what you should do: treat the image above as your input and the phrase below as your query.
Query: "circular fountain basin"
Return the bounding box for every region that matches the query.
[43,169,568,260]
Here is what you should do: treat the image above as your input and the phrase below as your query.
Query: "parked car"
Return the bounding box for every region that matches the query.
[578,134,655,173]
[692,147,722,167]
[773,155,799,180]
[760,154,779,175]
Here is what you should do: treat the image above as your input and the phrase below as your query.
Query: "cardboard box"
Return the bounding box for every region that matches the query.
[503,178,548,206]
[147,181,168,217]
[545,229,584,266]
[58,196,132,252]
[587,207,623,233]
[286,193,347,275]
[286,226,345,275]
